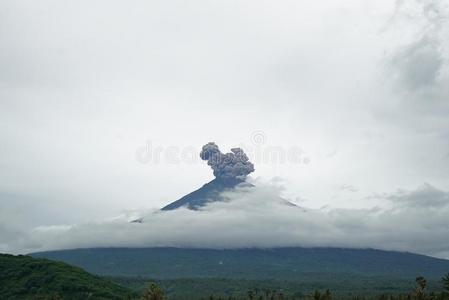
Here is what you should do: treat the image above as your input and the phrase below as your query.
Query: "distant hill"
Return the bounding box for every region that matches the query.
[0,253,134,300]
[32,247,449,280]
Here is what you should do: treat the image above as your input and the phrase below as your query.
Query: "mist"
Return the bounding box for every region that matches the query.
[2,179,447,259]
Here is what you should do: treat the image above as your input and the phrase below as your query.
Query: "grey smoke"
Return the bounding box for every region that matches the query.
[200,142,255,182]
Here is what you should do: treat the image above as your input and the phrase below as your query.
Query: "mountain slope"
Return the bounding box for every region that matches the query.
[161,178,250,210]
[0,253,134,300]
[32,247,449,280]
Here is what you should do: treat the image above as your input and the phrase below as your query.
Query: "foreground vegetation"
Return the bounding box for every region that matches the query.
[1,253,449,299]
[111,275,447,300]
[0,254,134,299]
[130,274,449,300]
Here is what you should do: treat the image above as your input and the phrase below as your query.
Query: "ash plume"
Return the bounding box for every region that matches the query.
[200,142,254,182]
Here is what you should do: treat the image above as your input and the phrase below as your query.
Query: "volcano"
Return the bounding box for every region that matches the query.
[158,142,298,211]
[160,142,256,211]
[161,178,251,210]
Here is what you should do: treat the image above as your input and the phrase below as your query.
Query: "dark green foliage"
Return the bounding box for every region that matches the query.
[442,274,449,292]
[414,277,427,300]
[151,279,449,300]
[140,283,165,300]
[0,253,134,299]
[110,276,449,300]
[147,278,449,300]
[311,289,332,300]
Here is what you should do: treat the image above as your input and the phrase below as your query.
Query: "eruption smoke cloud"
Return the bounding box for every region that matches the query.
[200,142,255,182]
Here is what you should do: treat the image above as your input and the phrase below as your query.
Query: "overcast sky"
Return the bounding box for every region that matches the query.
[1,0,449,256]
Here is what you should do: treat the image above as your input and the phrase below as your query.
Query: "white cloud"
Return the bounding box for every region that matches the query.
[385,0,449,104]
[386,182,449,208]
[4,179,448,259]
[390,36,443,91]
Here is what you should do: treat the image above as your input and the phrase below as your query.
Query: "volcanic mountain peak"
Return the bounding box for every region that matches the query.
[161,177,252,211]
[161,142,255,211]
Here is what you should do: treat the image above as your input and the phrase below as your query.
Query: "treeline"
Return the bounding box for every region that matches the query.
[140,274,449,300]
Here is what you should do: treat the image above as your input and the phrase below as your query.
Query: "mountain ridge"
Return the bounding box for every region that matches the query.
[31,247,449,280]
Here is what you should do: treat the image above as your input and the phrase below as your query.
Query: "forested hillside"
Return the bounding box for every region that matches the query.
[0,254,134,300]
[32,247,449,279]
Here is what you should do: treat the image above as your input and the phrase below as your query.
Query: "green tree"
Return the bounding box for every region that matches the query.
[323,289,332,300]
[443,273,449,292]
[312,290,322,300]
[141,282,165,300]
[311,290,332,300]
[413,276,427,300]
